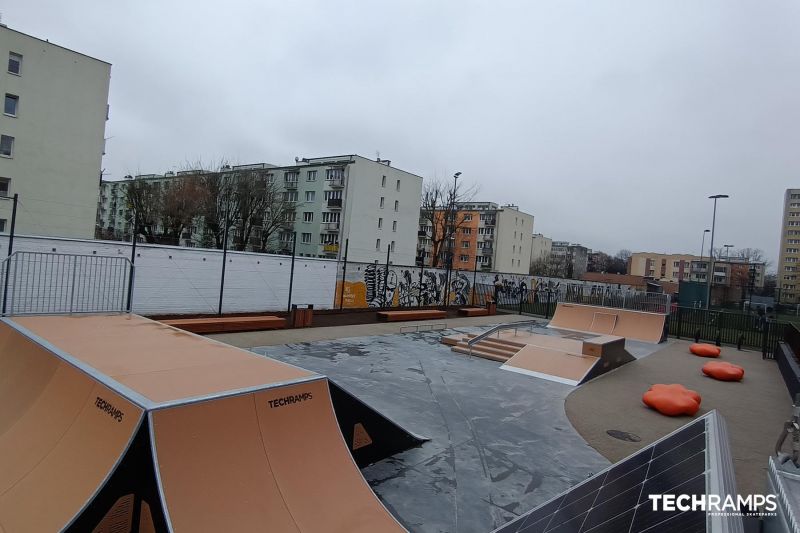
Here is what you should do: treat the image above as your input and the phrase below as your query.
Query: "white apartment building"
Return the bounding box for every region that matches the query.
[530,234,552,262]
[97,155,423,265]
[0,25,110,238]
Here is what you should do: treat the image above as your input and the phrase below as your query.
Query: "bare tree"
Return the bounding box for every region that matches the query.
[228,170,269,251]
[258,176,294,253]
[419,177,477,268]
[125,177,161,244]
[160,176,205,245]
[193,160,235,249]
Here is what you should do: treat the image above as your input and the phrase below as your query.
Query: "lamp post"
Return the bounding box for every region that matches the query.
[724,244,734,262]
[444,172,460,307]
[705,194,729,309]
[698,228,710,281]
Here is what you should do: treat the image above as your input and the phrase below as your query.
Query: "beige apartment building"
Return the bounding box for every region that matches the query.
[628,252,699,283]
[778,189,800,303]
[0,25,110,238]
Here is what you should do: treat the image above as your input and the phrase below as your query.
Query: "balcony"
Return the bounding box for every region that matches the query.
[323,222,340,232]
[327,178,344,188]
[327,198,343,209]
[323,244,340,253]
[483,219,495,226]
[417,230,427,236]
[481,246,493,255]
[284,180,298,189]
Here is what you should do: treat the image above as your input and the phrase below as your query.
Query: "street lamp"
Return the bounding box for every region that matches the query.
[723,244,734,262]
[444,172,461,307]
[706,194,729,309]
[699,229,710,280]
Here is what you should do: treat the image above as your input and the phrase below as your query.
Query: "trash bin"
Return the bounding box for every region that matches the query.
[291,304,314,328]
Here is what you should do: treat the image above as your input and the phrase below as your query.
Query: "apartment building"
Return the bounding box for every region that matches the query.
[551,241,589,279]
[530,234,552,263]
[97,155,423,264]
[628,252,698,283]
[778,189,800,303]
[0,25,110,238]
[416,202,534,274]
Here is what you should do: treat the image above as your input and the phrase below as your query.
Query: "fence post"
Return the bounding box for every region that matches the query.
[69,255,78,314]
[127,210,138,313]
[471,256,478,306]
[762,321,769,359]
[382,245,391,308]
[675,307,682,339]
[418,262,425,308]
[286,233,297,313]
[518,290,524,315]
[546,290,552,318]
[339,239,348,310]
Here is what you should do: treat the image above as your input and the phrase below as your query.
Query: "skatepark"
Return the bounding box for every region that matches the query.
[1,271,799,532]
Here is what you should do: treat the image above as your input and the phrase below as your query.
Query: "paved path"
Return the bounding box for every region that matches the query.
[208,313,535,348]
[565,339,793,496]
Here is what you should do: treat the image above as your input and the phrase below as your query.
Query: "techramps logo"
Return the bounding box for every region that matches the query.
[648,493,778,518]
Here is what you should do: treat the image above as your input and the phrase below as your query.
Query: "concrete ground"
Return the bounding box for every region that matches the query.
[208,312,535,348]
[565,339,794,497]
[245,322,608,533]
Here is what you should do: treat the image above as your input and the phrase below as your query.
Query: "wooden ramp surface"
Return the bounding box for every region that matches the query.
[0,315,409,533]
[377,310,447,322]
[502,345,599,386]
[548,303,666,343]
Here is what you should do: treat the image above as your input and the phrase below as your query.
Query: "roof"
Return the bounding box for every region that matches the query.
[7,314,316,408]
[1,25,111,66]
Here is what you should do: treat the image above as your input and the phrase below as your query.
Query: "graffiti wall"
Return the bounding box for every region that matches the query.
[333,263,651,309]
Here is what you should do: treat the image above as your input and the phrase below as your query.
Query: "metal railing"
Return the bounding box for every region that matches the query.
[467,320,539,355]
[669,306,786,358]
[0,251,133,316]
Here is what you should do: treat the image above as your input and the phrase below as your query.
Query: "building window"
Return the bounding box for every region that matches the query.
[380,197,385,208]
[0,219,6,232]
[378,217,383,229]
[394,200,399,212]
[462,241,470,248]
[391,240,395,252]
[301,232,312,244]
[381,175,386,188]
[461,227,471,235]
[322,212,340,223]
[326,168,344,180]
[306,170,317,181]
[4,94,18,117]
[303,212,313,222]
[396,179,400,191]
[284,171,299,182]
[0,178,9,197]
[460,255,469,262]
[305,191,315,202]
[376,238,381,250]
[283,191,298,202]
[324,190,342,200]
[7,53,21,75]
[0,136,13,157]
[392,220,397,232]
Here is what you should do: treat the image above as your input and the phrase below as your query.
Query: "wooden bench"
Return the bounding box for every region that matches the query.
[161,316,287,334]
[458,307,489,317]
[376,310,447,322]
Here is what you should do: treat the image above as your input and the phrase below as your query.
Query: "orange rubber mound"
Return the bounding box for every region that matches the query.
[642,384,701,416]
[702,361,744,382]
[689,343,721,358]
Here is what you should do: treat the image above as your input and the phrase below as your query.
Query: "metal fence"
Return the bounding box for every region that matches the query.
[0,251,133,316]
[473,283,672,318]
[668,306,786,358]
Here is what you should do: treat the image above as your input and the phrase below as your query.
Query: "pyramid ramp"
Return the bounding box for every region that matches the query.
[0,314,415,532]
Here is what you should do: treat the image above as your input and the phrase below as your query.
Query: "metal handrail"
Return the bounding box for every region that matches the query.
[467,320,540,356]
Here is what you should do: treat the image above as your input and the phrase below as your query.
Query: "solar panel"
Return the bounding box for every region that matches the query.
[493,411,742,533]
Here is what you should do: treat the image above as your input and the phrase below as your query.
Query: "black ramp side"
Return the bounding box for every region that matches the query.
[329,379,427,468]
[66,421,170,533]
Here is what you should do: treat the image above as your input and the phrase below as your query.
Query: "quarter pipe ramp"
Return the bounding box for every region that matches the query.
[0,314,413,533]
[547,303,667,343]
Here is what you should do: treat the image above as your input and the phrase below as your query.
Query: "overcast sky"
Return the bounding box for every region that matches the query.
[8,1,800,268]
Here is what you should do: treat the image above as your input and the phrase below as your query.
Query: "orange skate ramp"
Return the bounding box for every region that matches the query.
[548,303,666,343]
[0,314,415,532]
[501,333,635,386]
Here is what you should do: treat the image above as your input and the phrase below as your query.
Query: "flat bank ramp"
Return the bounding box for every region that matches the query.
[548,303,666,343]
[0,314,413,532]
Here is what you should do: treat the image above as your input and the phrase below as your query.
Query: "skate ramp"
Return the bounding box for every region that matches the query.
[0,314,414,532]
[548,303,666,343]
[501,333,635,386]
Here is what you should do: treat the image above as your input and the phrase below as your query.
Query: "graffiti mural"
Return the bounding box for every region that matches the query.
[333,262,656,310]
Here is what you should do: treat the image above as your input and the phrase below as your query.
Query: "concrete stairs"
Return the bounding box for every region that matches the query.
[445,334,525,363]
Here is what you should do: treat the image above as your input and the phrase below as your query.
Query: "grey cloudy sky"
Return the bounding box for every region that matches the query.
[9,1,800,267]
